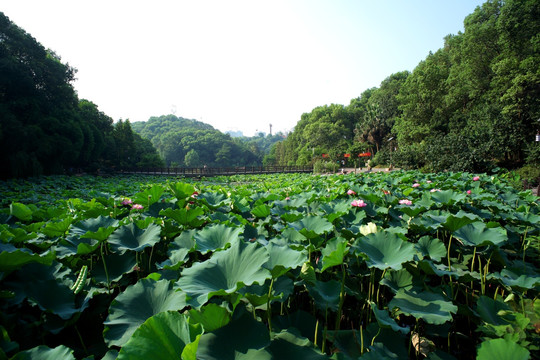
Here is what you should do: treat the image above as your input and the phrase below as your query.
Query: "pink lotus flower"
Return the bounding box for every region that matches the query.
[121,198,132,206]
[399,199,412,206]
[467,190,471,194]
[430,188,440,193]
[412,183,420,188]
[347,189,356,195]
[132,204,144,210]
[351,199,367,207]
[383,190,390,195]
[426,180,432,184]
[285,197,290,200]
[473,176,480,181]
[191,191,199,198]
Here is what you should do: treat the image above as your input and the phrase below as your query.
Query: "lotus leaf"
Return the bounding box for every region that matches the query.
[159,207,205,227]
[264,241,307,278]
[476,338,529,360]
[267,329,327,359]
[289,215,334,239]
[108,223,161,253]
[251,204,271,218]
[188,303,231,332]
[0,244,55,272]
[320,237,348,272]
[388,290,457,325]
[453,222,508,247]
[69,215,119,239]
[352,231,415,270]
[117,311,203,360]
[380,268,414,294]
[306,279,341,311]
[132,185,164,206]
[196,311,271,360]
[370,302,410,334]
[193,223,242,254]
[9,202,33,222]
[176,240,271,308]
[414,236,446,262]
[103,278,187,346]
[10,345,75,360]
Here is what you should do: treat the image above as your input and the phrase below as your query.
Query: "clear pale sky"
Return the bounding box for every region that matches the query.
[2,0,485,136]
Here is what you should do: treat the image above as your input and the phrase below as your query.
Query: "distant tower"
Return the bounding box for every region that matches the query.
[269,123,273,136]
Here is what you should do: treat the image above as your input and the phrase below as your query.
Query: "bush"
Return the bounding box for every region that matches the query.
[313,160,339,174]
[370,149,391,168]
[525,142,540,165]
[516,164,540,188]
[393,143,426,170]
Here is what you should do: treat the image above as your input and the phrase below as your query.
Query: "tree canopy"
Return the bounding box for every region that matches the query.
[271,0,539,173]
[0,12,163,178]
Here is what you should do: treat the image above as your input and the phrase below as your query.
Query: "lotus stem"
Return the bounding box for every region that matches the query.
[314,318,319,347]
[360,323,364,355]
[470,247,477,295]
[75,325,88,355]
[267,277,275,333]
[101,244,111,295]
[322,308,328,354]
[335,264,346,330]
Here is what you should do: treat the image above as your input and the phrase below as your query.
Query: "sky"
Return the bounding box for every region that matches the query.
[3,0,485,136]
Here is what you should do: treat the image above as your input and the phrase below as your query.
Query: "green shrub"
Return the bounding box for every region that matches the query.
[516,164,540,188]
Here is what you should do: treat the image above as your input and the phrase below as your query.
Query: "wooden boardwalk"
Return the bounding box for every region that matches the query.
[120,165,313,177]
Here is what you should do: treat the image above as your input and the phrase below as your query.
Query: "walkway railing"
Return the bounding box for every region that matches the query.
[119,165,313,177]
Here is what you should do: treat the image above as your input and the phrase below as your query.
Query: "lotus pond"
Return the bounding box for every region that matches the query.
[0,171,539,359]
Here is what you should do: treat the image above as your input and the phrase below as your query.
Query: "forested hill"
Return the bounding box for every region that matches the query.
[131,114,284,167]
[273,0,539,174]
[0,13,163,178]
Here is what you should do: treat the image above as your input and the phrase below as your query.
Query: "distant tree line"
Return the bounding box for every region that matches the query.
[0,12,163,178]
[271,0,539,174]
[131,115,284,167]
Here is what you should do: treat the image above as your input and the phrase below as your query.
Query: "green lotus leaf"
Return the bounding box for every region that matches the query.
[108,223,161,253]
[55,235,100,257]
[117,311,203,360]
[388,290,457,325]
[264,241,307,278]
[352,231,415,270]
[158,230,195,270]
[176,240,271,308]
[5,263,87,320]
[360,342,401,360]
[397,204,428,217]
[10,345,75,360]
[272,310,321,344]
[169,182,196,201]
[69,216,119,240]
[476,338,529,360]
[475,296,513,326]
[194,223,242,254]
[418,260,482,282]
[320,237,349,272]
[159,207,205,227]
[492,269,540,290]
[380,268,414,294]
[267,329,327,360]
[430,190,466,206]
[188,303,231,332]
[252,204,271,218]
[414,236,446,262]
[92,252,137,284]
[453,222,507,247]
[103,278,187,347]
[370,302,410,334]
[239,277,294,308]
[289,215,334,239]
[41,217,73,237]
[198,192,230,208]
[442,210,479,232]
[196,311,271,360]
[503,211,540,226]
[306,279,341,312]
[0,244,55,272]
[132,184,164,206]
[9,202,33,222]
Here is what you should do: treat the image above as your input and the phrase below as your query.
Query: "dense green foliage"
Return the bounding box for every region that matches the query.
[273,0,539,174]
[0,172,538,359]
[132,115,284,167]
[0,13,163,178]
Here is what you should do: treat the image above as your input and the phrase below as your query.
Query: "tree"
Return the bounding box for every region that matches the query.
[184,149,201,167]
